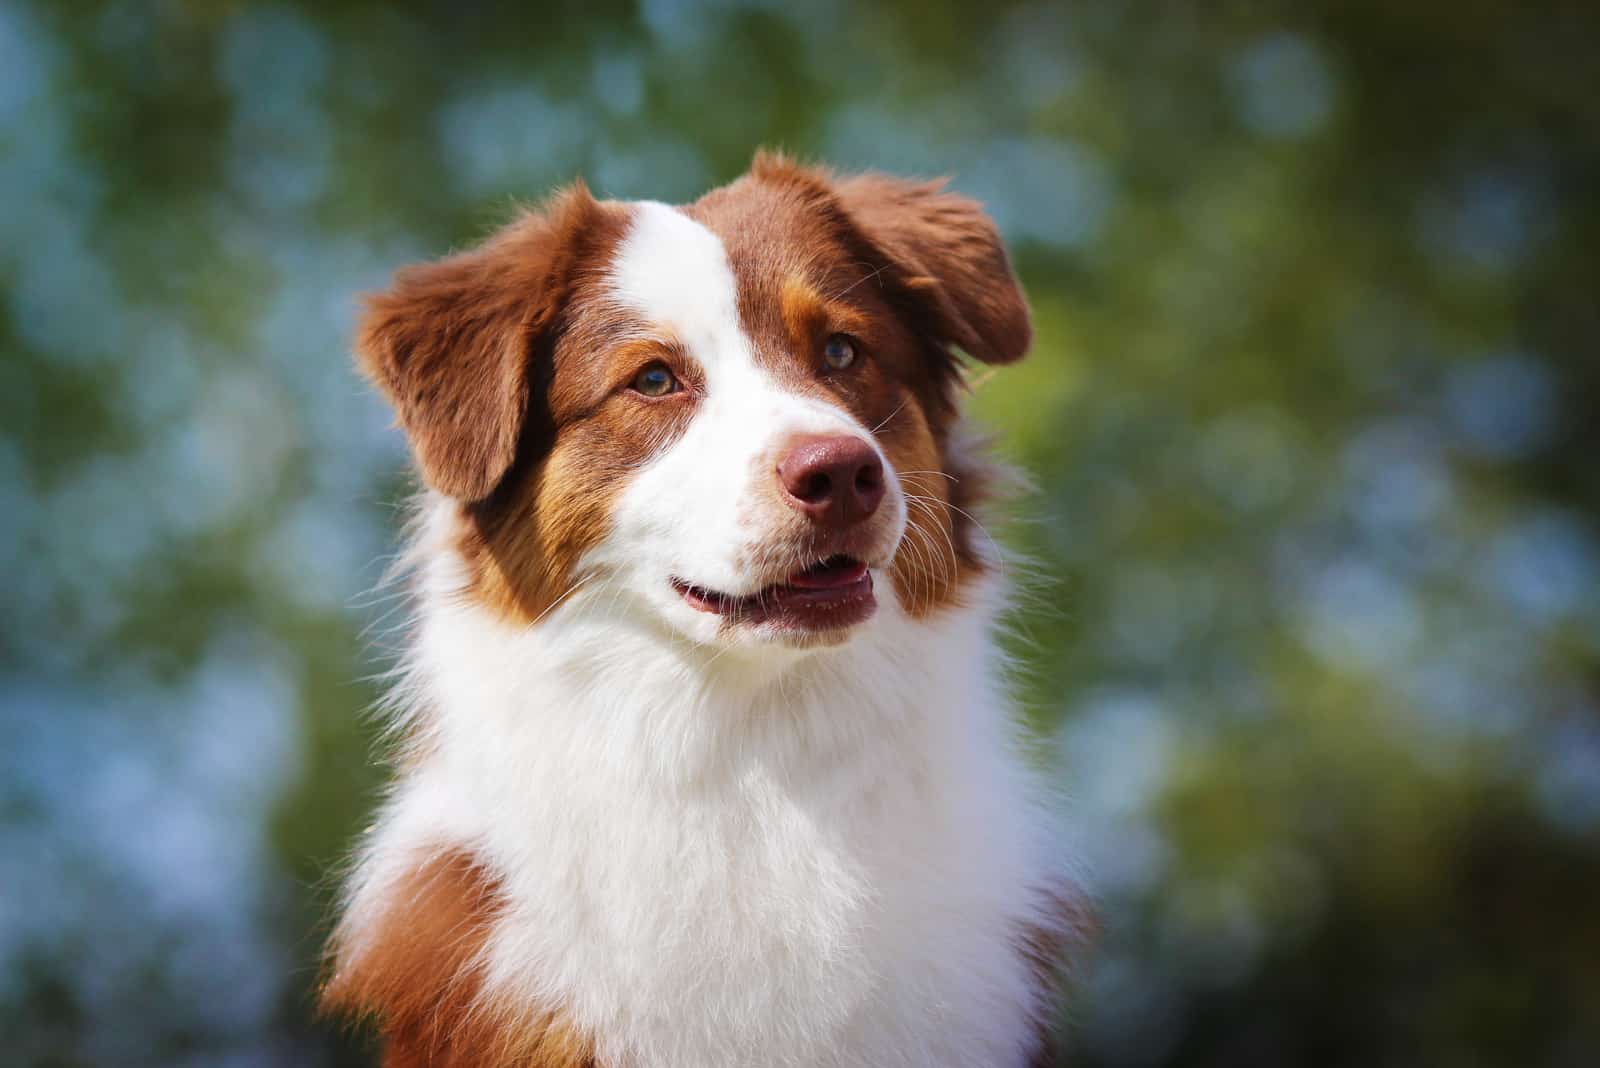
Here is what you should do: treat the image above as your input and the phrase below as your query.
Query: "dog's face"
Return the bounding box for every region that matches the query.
[360,155,1029,650]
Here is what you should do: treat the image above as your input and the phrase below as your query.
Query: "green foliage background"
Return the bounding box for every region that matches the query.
[3,1,1598,1064]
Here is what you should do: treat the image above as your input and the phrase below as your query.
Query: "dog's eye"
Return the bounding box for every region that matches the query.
[822,334,857,371]
[631,363,680,397]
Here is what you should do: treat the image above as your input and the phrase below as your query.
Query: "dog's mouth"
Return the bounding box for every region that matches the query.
[672,555,876,632]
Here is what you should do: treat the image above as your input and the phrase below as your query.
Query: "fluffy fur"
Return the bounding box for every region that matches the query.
[325,153,1076,1067]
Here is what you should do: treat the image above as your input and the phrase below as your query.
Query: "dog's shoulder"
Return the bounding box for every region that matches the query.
[323,844,595,1068]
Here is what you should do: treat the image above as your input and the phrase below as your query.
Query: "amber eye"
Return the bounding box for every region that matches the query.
[631,363,680,397]
[822,334,857,371]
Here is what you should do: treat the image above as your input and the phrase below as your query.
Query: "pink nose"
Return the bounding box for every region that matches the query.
[777,435,886,528]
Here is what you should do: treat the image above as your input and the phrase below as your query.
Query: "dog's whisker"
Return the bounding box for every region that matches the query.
[828,261,890,301]
[870,396,912,435]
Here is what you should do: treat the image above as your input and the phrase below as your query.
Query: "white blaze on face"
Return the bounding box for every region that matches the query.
[589,201,903,644]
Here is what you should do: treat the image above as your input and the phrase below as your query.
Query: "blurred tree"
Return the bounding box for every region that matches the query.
[2,1,1597,1065]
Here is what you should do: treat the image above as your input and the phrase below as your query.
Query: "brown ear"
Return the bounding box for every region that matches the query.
[830,171,1032,366]
[357,184,614,501]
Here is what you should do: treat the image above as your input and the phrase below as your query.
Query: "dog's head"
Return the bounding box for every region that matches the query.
[360,153,1030,650]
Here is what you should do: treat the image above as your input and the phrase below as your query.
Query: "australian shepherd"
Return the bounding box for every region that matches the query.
[323,152,1078,1067]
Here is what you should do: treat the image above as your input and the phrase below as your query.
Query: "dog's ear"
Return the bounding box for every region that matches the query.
[829,171,1031,367]
[356,184,614,501]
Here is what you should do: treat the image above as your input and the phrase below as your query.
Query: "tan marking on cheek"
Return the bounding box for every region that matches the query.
[460,387,697,626]
[458,438,620,627]
[882,397,993,618]
[322,848,596,1068]
[455,281,703,627]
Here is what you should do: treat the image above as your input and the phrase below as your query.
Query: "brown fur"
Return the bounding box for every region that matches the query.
[829,165,1033,368]
[686,153,1032,615]
[323,848,595,1067]
[1020,884,1098,1068]
[363,191,708,626]
[355,184,628,503]
[457,318,699,625]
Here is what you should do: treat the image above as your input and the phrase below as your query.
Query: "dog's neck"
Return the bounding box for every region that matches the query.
[402,507,1009,789]
[347,507,1058,1068]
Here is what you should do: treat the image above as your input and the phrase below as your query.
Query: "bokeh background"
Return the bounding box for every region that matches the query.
[4,1,1599,1064]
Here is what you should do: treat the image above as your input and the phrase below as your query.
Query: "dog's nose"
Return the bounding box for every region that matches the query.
[777,435,886,528]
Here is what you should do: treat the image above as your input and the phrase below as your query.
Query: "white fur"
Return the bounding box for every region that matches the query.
[342,204,1063,1067]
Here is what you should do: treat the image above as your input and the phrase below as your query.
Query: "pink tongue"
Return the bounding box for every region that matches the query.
[786,560,868,590]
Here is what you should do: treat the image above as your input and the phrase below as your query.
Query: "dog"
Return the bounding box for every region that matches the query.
[323,152,1078,1067]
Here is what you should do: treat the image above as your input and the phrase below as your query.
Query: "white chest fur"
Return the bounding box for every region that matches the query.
[347,537,1060,1068]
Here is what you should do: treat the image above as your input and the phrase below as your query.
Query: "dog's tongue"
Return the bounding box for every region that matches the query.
[785,557,868,590]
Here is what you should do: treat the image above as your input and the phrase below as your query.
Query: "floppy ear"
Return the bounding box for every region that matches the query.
[829,172,1032,367]
[356,184,612,501]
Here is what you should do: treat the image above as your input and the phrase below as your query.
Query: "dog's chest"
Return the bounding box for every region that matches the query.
[396,606,1048,1067]
[466,744,1039,1068]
